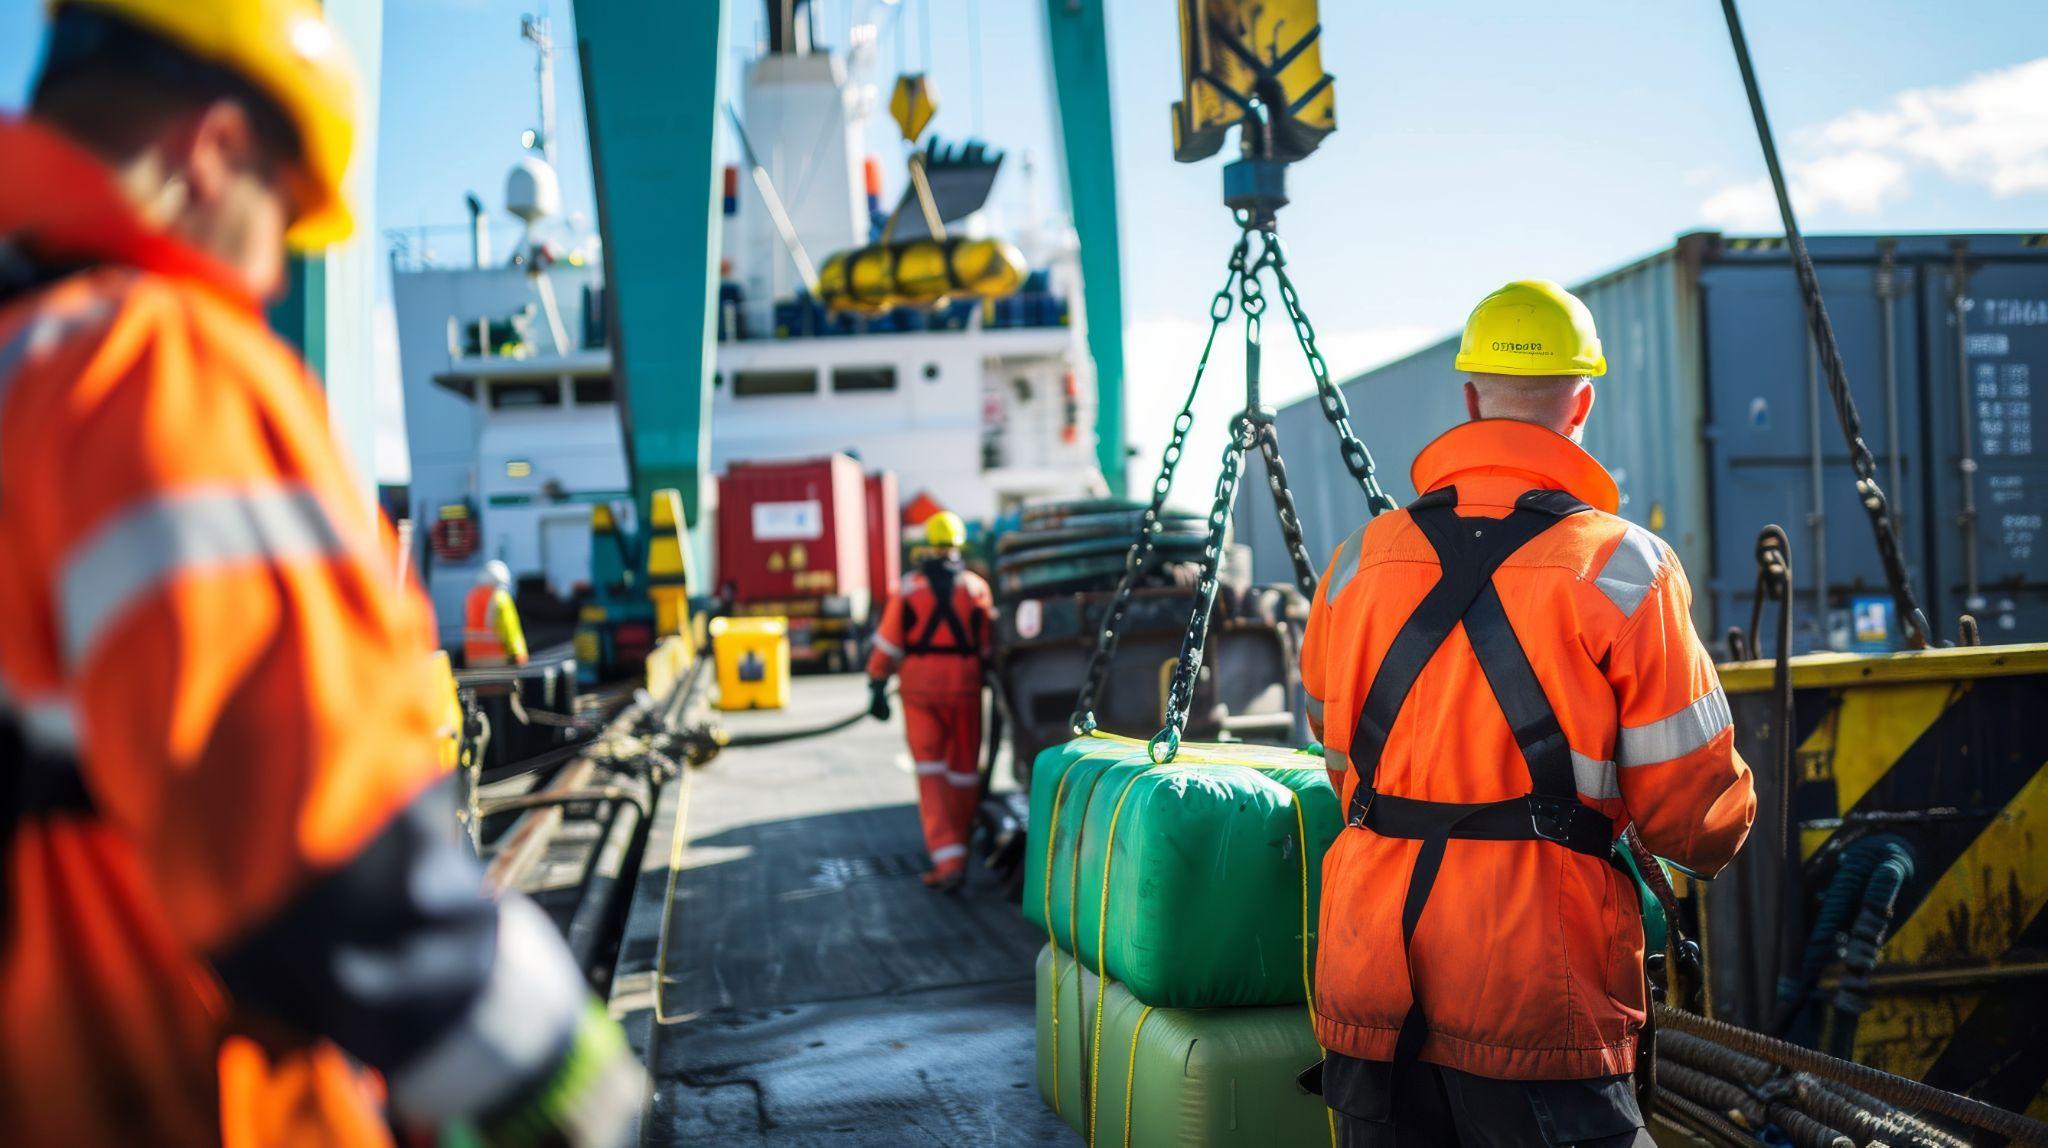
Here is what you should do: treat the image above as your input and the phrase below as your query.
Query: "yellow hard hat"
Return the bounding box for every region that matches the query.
[1454,279,1607,378]
[53,0,359,248]
[923,511,967,549]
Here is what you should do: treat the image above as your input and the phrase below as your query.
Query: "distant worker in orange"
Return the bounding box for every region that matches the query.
[465,559,530,668]
[866,510,994,892]
[0,2,637,1145]
[1299,281,1757,1145]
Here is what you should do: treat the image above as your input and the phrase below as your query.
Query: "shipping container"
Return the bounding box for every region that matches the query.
[716,454,873,667]
[864,470,902,603]
[1241,231,2048,652]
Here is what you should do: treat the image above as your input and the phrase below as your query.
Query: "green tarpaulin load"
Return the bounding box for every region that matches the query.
[1035,944,1331,1147]
[1023,734,1342,1008]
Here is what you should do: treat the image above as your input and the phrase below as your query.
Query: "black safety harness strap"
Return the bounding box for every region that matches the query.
[901,558,979,656]
[1341,486,1616,1067]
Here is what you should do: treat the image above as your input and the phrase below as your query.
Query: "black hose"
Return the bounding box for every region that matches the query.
[1825,840,1916,1058]
[1776,833,1916,1043]
[1751,526,1806,1032]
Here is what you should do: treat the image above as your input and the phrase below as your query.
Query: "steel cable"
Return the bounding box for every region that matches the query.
[1719,0,1931,649]
[1656,1004,2048,1143]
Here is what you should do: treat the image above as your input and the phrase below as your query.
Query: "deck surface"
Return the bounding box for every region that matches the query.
[614,672,1075,1146]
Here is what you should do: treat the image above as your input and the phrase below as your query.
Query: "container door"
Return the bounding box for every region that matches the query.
[1701,252,1922,653]
[1924,254,2048,644]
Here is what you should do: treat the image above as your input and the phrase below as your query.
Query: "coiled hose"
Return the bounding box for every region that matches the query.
[1773,834,1917,1044]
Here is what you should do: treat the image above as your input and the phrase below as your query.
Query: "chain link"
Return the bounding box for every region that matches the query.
[1266,235,1397,515]
[1257,422,1321,599]
[1149,411,1259,764]
[1069,231,1251,735]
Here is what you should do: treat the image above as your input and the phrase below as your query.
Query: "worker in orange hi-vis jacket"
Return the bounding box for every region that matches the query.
[865,511,995,892]
[464,560,530,668]
[1298,281,1757,1147]
[0,3,639,1145]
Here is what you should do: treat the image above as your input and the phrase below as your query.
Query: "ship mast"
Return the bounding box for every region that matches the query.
[520,10,557,167]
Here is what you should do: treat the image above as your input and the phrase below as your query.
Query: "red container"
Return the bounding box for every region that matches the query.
[864,471,901,613]
[716,454,873,625]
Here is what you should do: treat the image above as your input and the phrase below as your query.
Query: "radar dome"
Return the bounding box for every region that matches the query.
[506,156,562,225]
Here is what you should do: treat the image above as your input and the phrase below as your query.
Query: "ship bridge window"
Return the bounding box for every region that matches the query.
[573,376,615,405]
[488,380,562,410]
[733,368,818,397]
[832,366,896,393]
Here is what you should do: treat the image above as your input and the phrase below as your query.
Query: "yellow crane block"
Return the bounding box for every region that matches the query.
[1173,0,1336,164]
[890,73,938,143]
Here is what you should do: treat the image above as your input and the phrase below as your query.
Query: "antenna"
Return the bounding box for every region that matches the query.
[520,11,557,167]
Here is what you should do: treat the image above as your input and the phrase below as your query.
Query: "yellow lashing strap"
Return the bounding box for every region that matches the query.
[1123,1005,1155,1148]
[1042,767,1078,1115]
[1090,768,1149,1143]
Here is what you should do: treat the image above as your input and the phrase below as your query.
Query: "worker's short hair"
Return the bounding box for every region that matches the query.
[32,6,303,170]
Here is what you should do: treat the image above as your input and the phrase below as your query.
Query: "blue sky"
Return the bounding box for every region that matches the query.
[5,1,2047,486]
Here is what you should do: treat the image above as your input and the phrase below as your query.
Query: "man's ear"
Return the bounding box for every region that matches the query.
[1464,380,1483,422]
[180,99,258,207]
[1569,380,1596,433]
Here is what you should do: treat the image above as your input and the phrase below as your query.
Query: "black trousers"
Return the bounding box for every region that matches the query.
[1321,1053,1653,1148]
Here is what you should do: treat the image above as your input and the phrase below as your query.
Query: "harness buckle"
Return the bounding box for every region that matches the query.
[1526,792,1578,845]
[1347,787,1375,831]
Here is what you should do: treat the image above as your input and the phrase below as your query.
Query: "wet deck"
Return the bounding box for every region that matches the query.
[610,672,1076,1146]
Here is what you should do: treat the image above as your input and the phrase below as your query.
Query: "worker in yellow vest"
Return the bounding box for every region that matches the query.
[464,560,529,668]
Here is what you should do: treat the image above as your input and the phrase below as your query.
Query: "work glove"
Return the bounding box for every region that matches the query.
[431,1001,642,1148]
[868,678,892,722]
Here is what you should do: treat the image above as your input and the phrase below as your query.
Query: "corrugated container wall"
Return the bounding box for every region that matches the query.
[1240,241,1710,628]
[1241,231,2048,652]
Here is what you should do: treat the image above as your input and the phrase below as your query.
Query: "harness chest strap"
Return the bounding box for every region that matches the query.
[901,560,981,657]
[1339,487,1618,1067]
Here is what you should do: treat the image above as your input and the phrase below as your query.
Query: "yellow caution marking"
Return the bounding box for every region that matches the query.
[1884,760,2048,968]
[1797,681,1958,859]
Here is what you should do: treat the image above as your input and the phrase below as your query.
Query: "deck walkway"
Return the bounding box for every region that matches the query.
[611,672,1076,1146]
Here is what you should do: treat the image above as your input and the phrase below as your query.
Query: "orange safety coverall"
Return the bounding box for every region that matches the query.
[0,118,590,1146]
[866,556,995,871]
[1301,419,1756,1081]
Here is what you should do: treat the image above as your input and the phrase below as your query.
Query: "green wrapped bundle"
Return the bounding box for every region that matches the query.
[1022,734,1341,1008]
[1034,944,1331,1147]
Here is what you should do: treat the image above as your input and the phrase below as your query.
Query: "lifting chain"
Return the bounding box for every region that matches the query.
[1267,237,1398,516]
[1068,232,1250,736]
[1149,411,1259,764]
[1720,0,1931,650]
[1071,216,1399,762]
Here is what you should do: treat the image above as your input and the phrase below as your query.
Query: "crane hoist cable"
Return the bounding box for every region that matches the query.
[1718,0,1932,650]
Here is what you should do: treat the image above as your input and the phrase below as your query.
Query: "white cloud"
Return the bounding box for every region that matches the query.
[1701,55,2048,227]
[1121,316,1433,510]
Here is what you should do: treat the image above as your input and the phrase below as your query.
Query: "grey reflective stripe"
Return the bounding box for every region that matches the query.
[1618,688,1733,768]
[914,760,947,776]
[931,843,968,862]
[1320,525,1368,603]
[1595,525,1668,618]
[944,772,979,788]
[1572,750,1619,800]
[387,893,584,1122]
[1323,744,1350,772]
[60,485,348,667]
[1304,693,1325,727]
[872,633,903,659]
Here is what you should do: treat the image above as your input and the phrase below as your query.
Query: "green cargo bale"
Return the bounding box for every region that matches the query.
[1023,734,1342,1008]
[1034,944,1332,1147]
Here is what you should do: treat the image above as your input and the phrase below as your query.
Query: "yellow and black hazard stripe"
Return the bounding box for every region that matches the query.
[1715,644,2048,1121]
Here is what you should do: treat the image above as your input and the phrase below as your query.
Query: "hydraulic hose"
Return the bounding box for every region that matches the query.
[1825,839,1916,1058]
[715,685,896,749]
[1776,833,1915,1038]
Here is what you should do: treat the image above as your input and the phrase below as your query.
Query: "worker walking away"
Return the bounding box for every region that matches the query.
[465,559,530,668]
[1299,281,1757,1146]
[0,2,638,1145]
[866,511,994,892]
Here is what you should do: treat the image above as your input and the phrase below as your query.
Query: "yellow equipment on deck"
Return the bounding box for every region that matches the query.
[1708,642,2048,1118]
[710,616,791,712]
[815,236,1027,315]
